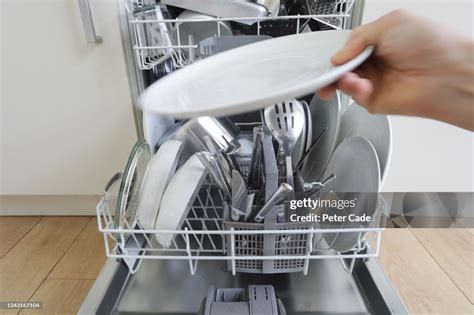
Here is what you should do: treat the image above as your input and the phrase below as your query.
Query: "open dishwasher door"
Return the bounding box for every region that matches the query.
[79,254,407,314]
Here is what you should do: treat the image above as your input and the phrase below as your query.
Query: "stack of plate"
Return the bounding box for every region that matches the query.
[301,97,391,252]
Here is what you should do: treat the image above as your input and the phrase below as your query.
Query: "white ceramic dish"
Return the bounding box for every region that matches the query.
[137,140,183,230]
[336,103,392,184]
[154,154,208,248]
[141,30,373,118]
[301,92,341,182]
[319,136,380,252]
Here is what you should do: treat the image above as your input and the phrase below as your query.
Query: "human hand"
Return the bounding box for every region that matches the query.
[319,10,474,130]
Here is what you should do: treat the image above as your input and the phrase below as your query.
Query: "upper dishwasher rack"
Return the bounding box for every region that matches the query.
[120,0,358,70]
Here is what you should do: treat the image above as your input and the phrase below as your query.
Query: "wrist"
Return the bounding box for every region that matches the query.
[415,38,474,129]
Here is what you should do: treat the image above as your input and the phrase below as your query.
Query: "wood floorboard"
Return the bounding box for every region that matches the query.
[0,217,89,303]
[19,279,94,315]
[0,217,42,258]
[49,218,107,280]
[379,229,473,314]
[411,228,474,304]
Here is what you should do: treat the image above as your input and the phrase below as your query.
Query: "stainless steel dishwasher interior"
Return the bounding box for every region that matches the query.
[116,260,377,314]
[85,252,406,314]
[79,0,409,314]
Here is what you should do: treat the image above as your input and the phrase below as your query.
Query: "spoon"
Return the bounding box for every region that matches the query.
[264,100,305,200]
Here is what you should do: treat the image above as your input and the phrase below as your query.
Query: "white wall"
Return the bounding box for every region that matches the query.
[364,0,474,192]
[1,0,137,197]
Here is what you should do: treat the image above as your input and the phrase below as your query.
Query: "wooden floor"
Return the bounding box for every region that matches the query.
[0,217,472,315]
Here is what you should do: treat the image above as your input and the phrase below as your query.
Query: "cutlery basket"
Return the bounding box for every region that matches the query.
[223,205,315,274]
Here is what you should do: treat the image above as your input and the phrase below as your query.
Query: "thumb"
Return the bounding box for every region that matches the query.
[331,21,382,66]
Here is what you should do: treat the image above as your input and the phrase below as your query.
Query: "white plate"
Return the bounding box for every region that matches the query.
[154,154,208,248]
[137,140,183,230]
[141,30,373,118]
[319,136,380,252]
[336,103,392,184]
[301,92,341,182]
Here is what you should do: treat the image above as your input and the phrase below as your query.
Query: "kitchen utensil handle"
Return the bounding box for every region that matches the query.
[304,173,336,190]
[321,173,336,186]
[286,156,295,199]
[254,183,292,223]
[296,127,328,170]
[247,131,263,188]
[78,0,102,43]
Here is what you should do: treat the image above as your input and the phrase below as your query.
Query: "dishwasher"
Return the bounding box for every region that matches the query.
[80,0,408,314]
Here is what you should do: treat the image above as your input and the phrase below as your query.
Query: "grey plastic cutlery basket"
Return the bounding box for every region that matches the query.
[223,203,315,274]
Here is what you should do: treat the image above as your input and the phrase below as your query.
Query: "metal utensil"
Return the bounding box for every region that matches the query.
[264,100,305,199]
[163,116,238,160]
[247,127,264,190]
[244,193,255,221]
[304,173,337,191]
[261,131,283,221]
[199,35,272,57]
[223,135,241,154]
[231,170,248,210]
[254,183,293,223]
[293,169,306,194]
[296,173,336,199]
[296,127,328,171]
[203,136,232,187]
[262,132,278,198]
[223,135,243,175]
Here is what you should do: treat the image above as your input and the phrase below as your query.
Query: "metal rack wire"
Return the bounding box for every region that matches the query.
[96,175,385,275]
[120,0,357,70]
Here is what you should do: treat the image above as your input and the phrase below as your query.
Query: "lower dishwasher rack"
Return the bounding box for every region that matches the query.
[80,255,407,314]
[97,176,387,276]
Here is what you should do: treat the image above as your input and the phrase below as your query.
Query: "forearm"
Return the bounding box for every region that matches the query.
[421,39,474,130]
